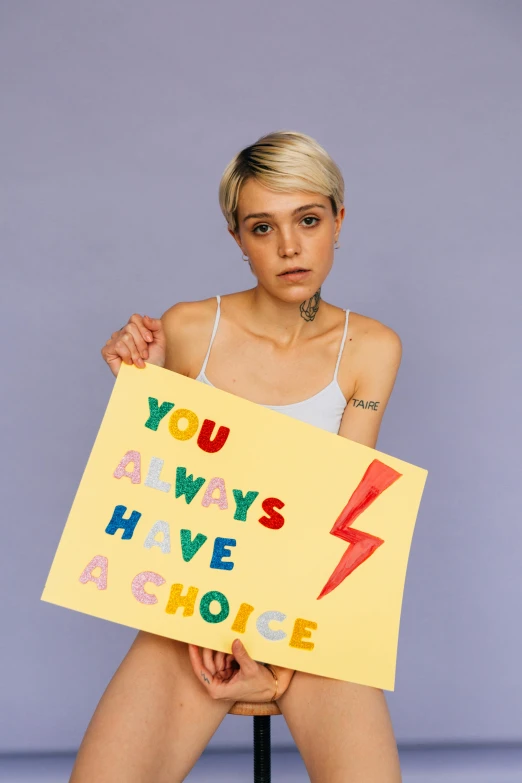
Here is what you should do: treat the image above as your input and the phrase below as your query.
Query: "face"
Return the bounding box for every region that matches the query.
[230,178,344,304]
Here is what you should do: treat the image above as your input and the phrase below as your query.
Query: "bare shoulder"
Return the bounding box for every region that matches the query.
[338,309,402,401]
[160,296,219,376]
[349,310,402,369]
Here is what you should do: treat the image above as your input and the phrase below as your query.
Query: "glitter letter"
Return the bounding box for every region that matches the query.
[143,520,171,554]
[197,419,230,454]
[256,611,287,641]
[289,618,317,651]
[201,477,228,510]
[78,554,108,590]
[209,537,236,571]
[199,590,230,624]
[168,408,199,441]
[113,450,141,483]
[145,397,175,431]
[175,467,206,504]
[231,603,255,633]
[232,489,259,521]
[180,528,208,562]
[144,456,171,493]
[258,497,285,530]
[131,571,166,605]
[105,504,142,540]
[165,583,199,617]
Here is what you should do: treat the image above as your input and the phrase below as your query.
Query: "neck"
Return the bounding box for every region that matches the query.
[299,289,321,322]
[246,286,325,345]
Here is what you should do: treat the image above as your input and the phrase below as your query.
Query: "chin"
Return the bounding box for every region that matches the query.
[274,286,319,304]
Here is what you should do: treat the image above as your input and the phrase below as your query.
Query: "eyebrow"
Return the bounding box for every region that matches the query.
[242,202,327,223]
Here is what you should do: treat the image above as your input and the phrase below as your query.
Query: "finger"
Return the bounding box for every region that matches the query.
[100,346,122,377]
[226,654,238,671]
[102,338,132,366]
[116,331,145,367]
[214,650,226,673]
[202,647,218,676]
[231,639,257,676]
[214,659,236,683]
[143,314,163,334]
[123,321,150,358]
[128,313,154,344]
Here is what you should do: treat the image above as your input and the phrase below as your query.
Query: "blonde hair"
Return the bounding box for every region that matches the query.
[219,130,345,235]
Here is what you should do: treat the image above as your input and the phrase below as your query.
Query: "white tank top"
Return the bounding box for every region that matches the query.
[195,295,350,434]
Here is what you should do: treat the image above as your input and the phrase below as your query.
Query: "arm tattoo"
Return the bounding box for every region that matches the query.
[201,671,211,684]
[300,288,321,321]
[352,398,380,411]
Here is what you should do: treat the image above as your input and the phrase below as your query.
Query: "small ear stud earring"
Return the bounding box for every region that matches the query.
[334,240,340,249]
[241,252,249,261]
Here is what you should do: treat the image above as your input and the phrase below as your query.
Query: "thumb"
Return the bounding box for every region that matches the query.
[143,314,163,331]
[232,638,256,674]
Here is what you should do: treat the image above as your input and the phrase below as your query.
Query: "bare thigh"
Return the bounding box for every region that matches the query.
[70,630,234,783]
[277,670,402,783]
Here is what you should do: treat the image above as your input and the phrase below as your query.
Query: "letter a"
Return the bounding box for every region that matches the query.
[79,555,108,590]
[113,450,141,484]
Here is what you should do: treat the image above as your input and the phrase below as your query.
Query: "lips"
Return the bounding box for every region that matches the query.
[278,267,310,275]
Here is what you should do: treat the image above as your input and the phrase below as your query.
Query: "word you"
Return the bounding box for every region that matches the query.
[145,397,230,454]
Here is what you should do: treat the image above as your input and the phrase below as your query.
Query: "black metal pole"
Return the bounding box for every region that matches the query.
[253,715,271,783]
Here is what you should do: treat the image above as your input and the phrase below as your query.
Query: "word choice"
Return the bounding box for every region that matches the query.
[79,555,318,651]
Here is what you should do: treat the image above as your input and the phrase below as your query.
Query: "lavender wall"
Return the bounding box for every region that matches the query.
[2,0,521,752]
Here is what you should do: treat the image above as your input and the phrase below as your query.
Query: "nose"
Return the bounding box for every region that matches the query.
[278,231,301,258]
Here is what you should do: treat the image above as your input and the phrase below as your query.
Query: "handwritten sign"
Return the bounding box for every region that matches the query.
[41,362,427,690]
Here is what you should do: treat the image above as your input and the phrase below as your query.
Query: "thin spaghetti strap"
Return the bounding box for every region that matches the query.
[199,295,221,375]
[333,309,350,381]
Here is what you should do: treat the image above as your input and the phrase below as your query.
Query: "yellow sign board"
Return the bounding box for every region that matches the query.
[41,362,427,690]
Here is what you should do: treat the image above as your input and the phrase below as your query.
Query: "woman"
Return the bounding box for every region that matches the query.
[72,130,403,782]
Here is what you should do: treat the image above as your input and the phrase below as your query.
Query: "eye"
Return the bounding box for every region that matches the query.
[302,216,320,227]
[253,223,271,235]
[252,216,320,235]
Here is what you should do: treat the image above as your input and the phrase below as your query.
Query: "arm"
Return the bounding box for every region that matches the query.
[338,323,402,448]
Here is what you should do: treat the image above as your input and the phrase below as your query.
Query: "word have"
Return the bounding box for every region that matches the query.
[114,451,285,530]
[79,554,318,651]
[105,504,239,571]
[145,397,230,454]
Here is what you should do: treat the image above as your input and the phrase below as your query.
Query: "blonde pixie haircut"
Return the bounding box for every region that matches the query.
[219,130,345,235]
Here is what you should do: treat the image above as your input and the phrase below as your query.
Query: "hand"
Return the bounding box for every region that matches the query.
[101,313,167,377]
[188,639,295,703]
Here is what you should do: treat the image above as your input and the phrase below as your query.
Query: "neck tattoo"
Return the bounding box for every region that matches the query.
[300,288,321,322]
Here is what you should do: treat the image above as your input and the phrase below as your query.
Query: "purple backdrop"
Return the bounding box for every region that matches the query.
[1,0,521,752]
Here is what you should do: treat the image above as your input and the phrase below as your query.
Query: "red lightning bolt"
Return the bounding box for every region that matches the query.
[317,459,402,599]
